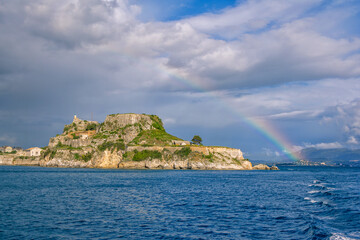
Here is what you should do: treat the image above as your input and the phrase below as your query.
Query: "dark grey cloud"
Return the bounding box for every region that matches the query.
[1,0,360,161]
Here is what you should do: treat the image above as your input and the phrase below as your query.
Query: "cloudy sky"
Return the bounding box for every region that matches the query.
[1,0,360,161]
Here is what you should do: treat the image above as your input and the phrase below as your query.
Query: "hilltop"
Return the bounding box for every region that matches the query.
[1,113,277,170]
[295,148,360,167]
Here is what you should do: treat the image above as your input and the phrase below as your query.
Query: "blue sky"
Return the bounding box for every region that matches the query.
[133,0,239,21]
[1,0,360,161]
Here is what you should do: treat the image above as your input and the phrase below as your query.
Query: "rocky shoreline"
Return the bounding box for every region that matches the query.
[0,113,278,171]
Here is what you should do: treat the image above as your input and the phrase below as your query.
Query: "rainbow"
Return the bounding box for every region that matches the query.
[157,65,301,161]
[114,54,301,161]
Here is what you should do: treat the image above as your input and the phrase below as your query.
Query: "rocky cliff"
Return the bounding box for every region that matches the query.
[2,113,277,170]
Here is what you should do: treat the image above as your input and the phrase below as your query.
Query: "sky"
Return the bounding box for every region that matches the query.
[1,0,360,161]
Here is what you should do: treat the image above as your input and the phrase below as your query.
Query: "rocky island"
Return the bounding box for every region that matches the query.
[0,113,277,170]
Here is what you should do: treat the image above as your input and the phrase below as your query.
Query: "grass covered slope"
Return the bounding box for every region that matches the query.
[130,129,182,146]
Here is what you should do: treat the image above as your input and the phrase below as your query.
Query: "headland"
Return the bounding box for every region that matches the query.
[0,113,278,170]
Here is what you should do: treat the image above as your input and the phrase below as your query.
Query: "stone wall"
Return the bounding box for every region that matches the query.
[103,114,153,130]
[0,155,13,165]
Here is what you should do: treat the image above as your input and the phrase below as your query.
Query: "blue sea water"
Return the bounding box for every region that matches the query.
[0,166,359,240]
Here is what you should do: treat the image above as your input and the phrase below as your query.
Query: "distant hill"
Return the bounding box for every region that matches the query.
[298,148,360,167]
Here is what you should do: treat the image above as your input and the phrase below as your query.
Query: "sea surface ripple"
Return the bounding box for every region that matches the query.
[0,166,359,239]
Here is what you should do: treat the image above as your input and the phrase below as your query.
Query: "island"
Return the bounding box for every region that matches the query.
[0,113,278,170]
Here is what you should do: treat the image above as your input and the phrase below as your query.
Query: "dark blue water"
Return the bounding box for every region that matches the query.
[0,166,359,240]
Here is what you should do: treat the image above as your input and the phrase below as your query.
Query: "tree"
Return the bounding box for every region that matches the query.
[191,135,202,145]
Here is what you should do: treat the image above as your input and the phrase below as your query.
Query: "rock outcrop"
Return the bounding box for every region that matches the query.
[253,164,271,170]
[1,113,278,170]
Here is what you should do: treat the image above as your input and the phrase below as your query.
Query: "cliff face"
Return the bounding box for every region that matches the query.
[2,113,276,170]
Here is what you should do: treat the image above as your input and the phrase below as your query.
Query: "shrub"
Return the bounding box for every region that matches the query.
[50,150,57,159]
[63,125,70,133]
[81,152,92,162]
[203,153,214,162]
[149,115,165,131]
[131,130,180,145]
[86,123,97,131]
[175,147,191,157]
[72,133,80,139]
[98,140,125,152]
[93,133,109,139]
[74,152,92,162]
[132,150,162,162]
[42,148,51,158]
[56,142,81,150]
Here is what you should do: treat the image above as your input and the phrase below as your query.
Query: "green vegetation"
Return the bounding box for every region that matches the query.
[43,148,58,159]
[132,150,162,161]
[174,146,192,157]
[203,153,214,162]
[50,150,57,159]
[74,152,92,162]
[42,148,50,157]
[0,150,17,155]
[98,140,125,152]
[123,151,129,159]
[131,129,181,146]
[42,148,57,159]
[119,124,134,135]
[191,135,203,145]
[56,142,82,150]
[93,132,109,139]
[232,158,243,165]
[81,152,92,162]
[86,123,97,131]
[149,115,165,131]
[63,125,70,133]
[71,133,80,139]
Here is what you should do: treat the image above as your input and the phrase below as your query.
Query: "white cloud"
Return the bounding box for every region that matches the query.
[321,99,360,143]
[1,0,358,94]
[163,118,176,125]
[293,141,343,151]
[186,0,322,39]
[347,136,359,145]
[269,110,322,120]
[22,0,141,49]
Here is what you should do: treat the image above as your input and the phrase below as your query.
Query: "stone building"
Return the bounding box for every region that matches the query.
[27,147,42,157]
[4,146,13,153]
[172,140,191,146]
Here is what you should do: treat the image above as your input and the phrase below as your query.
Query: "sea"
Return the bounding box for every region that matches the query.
[0,166,359,240]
